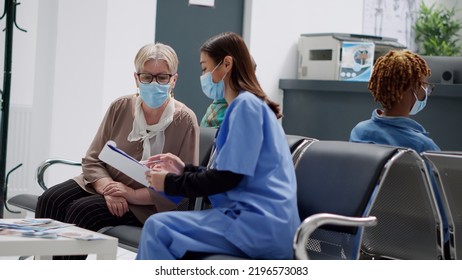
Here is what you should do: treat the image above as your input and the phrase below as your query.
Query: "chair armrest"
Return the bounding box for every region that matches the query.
[36,159,81,191]
[293,213,377,260]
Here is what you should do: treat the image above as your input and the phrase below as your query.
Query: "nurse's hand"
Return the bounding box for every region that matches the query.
[145,167,168,192]
[145,153,185,175]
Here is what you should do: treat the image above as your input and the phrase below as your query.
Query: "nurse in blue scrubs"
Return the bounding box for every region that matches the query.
[136,32,300,260]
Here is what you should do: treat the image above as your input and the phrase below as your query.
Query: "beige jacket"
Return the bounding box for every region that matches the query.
[73,94,199,223]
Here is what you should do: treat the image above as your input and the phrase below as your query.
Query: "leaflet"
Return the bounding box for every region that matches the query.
[0,219,74,239]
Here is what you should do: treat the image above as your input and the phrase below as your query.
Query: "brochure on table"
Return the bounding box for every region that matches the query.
[0,219,104,240]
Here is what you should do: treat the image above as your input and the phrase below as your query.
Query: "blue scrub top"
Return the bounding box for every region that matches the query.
[209,91,300,259]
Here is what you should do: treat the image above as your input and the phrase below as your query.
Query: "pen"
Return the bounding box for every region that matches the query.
[139,159,163,165]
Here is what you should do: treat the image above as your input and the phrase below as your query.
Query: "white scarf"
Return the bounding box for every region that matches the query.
[127,96,175,160]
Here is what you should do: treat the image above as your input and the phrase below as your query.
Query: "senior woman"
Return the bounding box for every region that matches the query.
[35,43,199,259]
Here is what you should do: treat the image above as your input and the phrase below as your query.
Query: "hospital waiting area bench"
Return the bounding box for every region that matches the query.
[6,128,453,260]
[193,141,445,260]
[5,127,313,254]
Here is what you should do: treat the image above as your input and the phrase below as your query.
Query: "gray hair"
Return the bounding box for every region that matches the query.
[134,43,179,74]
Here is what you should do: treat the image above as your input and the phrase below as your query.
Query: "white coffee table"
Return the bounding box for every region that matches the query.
[0,219,118,260]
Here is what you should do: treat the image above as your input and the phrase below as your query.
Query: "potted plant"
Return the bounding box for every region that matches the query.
[413,2,462,56]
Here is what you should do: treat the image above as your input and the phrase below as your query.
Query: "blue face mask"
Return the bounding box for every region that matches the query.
[139,82,170,109]
[200,61,226,100]
[409,86,429,115]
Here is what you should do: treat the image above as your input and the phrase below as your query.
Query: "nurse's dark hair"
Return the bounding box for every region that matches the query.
[200,32,282,118]
[369,49,431,110]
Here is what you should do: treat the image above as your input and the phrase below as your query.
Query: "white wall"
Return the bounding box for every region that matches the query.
[3,0,157,196]
[246,0,364,105]
[49,0,156,164]
[0,0,38,106]
[1,0,43,203]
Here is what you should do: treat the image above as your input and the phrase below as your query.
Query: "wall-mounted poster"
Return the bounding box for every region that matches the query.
[362,0,418,51]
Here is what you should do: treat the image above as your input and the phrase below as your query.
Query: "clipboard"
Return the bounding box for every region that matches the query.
[98,141,149,187]
[98,141,183,204]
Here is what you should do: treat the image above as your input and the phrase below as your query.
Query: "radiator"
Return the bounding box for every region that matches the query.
[5,105,33,195]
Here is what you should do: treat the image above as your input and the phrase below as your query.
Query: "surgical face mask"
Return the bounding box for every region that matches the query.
[409,86,428,115]
[139,82,170,109]
[200,61,226,100]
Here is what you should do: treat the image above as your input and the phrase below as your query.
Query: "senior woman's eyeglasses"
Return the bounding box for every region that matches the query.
[422,82,435,95]
[137,73,173,85]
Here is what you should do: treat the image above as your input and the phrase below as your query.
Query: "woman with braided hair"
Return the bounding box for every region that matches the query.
[350,49,440,153]
[350,50,449,253]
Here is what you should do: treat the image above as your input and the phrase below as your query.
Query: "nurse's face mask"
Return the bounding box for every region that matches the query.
[200,61,226,100]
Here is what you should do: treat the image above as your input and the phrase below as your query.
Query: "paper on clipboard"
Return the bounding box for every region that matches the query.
[98,141,184,204]
[98,141,149,187]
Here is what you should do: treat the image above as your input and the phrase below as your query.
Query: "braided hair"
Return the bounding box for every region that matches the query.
[369,50,431,110]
